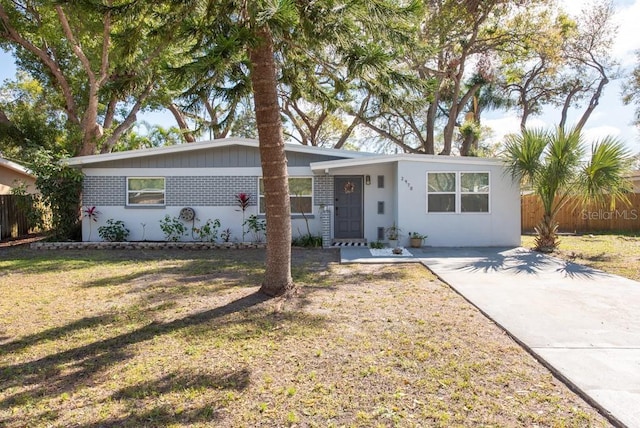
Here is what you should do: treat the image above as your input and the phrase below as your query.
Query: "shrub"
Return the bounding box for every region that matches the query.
[98,219,130,242]
[220,228,232,242]
[244,214,266,242]
[193,218,221,242]
[28,150,83,240]
[292,233,322,247]
[160,215,187,242]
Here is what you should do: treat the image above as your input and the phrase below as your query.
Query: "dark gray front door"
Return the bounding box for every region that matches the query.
[334,176,364,239]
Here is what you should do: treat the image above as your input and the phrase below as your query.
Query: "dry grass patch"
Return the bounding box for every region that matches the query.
[0,247,610,427]
[522,233,640,281]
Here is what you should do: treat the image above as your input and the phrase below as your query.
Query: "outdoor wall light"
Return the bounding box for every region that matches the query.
[365,175,371,185]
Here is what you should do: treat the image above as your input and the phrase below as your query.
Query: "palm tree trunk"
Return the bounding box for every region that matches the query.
[534,213,559,252]
[249,26,294,297]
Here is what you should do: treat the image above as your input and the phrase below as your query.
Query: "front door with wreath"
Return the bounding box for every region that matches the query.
[334,176,364,239]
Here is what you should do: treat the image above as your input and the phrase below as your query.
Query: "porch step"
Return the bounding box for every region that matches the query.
[331,239,368,247]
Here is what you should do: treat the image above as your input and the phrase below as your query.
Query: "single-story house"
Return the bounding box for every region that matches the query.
[65,138,521,247]
[0,157,37,195]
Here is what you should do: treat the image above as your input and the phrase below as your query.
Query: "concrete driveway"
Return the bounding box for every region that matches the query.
[341,246,640,427]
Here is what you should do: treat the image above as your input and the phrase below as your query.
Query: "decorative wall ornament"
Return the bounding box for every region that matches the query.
[343,181,356,194]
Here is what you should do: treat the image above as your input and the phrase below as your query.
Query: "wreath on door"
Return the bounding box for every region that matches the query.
[343,181,356,194]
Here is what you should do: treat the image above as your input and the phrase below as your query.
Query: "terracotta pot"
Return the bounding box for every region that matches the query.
[410,237,423,248]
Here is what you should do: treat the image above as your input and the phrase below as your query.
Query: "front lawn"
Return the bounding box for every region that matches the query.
[0,247,610,427]
[521,233,640,281]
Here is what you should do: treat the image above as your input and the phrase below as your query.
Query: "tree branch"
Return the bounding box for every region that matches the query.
[55,5,95,86]
[101,84,154,153]
[168,103,196,142]
[0,4,80,125]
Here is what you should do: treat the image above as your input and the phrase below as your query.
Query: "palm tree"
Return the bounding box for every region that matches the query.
[248,25,294,296]
[504,128,632,252]
[114,0,419,296]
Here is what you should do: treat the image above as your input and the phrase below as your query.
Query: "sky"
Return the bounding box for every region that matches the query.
[1,0,639,154]
[484,0,640,153]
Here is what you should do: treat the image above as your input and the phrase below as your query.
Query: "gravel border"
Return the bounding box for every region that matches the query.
[30,241,268,250]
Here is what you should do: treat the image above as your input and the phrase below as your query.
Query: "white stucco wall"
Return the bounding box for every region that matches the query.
[83,204,323,243]
[394,159,520,247]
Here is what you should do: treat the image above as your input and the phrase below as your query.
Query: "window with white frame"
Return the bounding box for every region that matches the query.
[427,172,489,213]
[127,177,165,206]
[461,172,489,212]
[427,172,456,212]
[259,177,313,214]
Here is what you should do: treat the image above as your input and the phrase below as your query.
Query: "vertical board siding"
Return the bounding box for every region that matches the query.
[521,194,640,233]
[0,195,36,239]
[81,146,346,169]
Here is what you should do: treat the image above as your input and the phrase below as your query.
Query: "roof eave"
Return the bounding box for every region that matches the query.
[0,158,35,177]
[311,153,505,171]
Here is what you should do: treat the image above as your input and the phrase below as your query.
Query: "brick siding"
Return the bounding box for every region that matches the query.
[83,175,332,208]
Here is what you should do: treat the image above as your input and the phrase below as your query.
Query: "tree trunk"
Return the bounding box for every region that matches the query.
[559,85,581,131]
[425,101,437,155]
[459,131,474,156]
[575,76,608,133]
[168,103,196,143]
[249,26,294,297]
[534,213,559,253]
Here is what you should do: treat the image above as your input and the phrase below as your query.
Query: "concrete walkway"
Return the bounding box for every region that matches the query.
[340,246,640,428]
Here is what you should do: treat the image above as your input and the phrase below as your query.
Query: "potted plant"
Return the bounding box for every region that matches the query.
[408,232,428,248]
[385,223,402,248]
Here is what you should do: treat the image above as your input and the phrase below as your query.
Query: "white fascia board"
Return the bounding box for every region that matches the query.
[0,158,35,177]
[64,138,367,167]
[310,153,504,171]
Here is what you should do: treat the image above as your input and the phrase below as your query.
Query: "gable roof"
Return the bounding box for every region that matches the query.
[64,138,371,167]
[0,157,35,178]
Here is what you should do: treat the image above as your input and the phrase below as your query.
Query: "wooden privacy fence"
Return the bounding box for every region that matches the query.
[0,195,36,240]
[521,193,640,233]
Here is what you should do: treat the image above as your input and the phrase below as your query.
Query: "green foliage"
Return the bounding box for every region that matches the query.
[385,223,402,240]
[244,214,266,243]
[504,128,632,251]
[220,228,232,243]
[98,219,130,242]
[111,123,185,151]
[369,241,384,249]
[10,182,49,233]
[292,234,322,248]
[408,232,428,240]
[0,73,70,160]
[193,218,221,242]
[0,1,185,155]
[26,150,83,240]
[459,120,481,139]
[159,215,188,242]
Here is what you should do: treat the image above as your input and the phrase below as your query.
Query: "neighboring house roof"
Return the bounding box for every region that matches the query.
[64,138,373,167]
[0,157,37,195]
[0,157,35,178]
